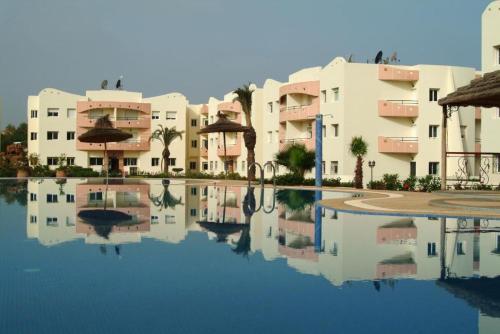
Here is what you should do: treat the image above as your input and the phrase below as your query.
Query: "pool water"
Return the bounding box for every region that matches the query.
[1,178,499,334]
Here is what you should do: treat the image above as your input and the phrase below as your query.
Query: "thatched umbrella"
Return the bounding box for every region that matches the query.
[438,70,500,190]
[78,115,132,180]
[198,111,249,176]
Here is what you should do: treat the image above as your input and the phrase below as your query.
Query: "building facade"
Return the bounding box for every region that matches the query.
[27,1,500,183]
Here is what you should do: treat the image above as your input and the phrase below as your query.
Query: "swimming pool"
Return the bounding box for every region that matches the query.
[1,178,499,333]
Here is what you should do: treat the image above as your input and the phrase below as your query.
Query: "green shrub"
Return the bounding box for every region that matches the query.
[31,165,54,177]
[368,180,386,190]
[274,173,305,186]
[418,175,441,192]
[66,166,99,177]
[401,176,417,191]
[382,174,401,190]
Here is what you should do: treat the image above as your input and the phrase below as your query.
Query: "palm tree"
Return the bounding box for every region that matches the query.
[233,84,256,181]
[149,125,184,175]
[349,136,368,189]
[275,143,315,178]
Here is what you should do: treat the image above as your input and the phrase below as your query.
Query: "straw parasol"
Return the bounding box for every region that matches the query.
[78,115,132,180]
[198,111,249,175]
[437,70,500,190]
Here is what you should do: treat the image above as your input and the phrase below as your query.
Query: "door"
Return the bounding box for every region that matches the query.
[410,161,416,177]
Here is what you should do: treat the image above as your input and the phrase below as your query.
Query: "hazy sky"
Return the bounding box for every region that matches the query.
[0,0,493,125]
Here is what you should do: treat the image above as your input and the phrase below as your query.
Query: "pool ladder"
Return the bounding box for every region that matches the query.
[247,162,276,188]
[243,162,277,215]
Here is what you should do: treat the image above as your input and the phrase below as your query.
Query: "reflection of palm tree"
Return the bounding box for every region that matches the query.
[276,189,315,212]
[232,225,251,258]
[149,185,183,211]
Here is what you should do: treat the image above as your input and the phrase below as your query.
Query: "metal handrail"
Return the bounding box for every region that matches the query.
[279,104,313,111]
[247,162,264,187]
[386,99,418,105]
[263,161,277,188]
[384,136,418,142]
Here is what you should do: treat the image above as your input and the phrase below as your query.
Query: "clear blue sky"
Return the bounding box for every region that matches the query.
[0,0,493,125]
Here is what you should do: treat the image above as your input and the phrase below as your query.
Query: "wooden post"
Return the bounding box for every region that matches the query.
[441,106,448,190]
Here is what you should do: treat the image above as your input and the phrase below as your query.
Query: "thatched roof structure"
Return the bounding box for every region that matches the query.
[197,112,249,135]
[439,70,500,108]
[78,115,133,143]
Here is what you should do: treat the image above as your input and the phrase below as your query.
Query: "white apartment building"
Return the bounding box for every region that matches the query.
[27,1,500,183]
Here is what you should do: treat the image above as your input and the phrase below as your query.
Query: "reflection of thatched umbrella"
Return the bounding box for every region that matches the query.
[78,115,132,180]
[198,221,246,243]
[77,209,134,240]
[198,111,249,176]
[437,276,500,318]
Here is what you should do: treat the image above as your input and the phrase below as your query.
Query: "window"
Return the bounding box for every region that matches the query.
[331,124,339,137]
[30,110,38,118]
[215,161,218,170]
[203,118,209,127]
[267,131,273,143]
[330,161,338,174]
[429,89,439,102]
[124,158,137,166]
[47,131,58,140]
[191,140,197,148]
[267,164,273,173]
[202,162,209,171]
[30,132,37,140]
[151,216,159,224]
[89,192,103,201]
[322,161,325,174]
[495,155,500,173]
[66,217,75,227]
[190,208,197,217]
[321,90,327,103]
[30,193,37,201]
[168,158,176,166]
[152,111,160,120]
[66,157,75,166]
[210,161,213,170]
[457,242,466,255]
[66,194,75,203]
[191,119,197,127]
[47,157,58,166]
[67,131,75,140]
[46,217,58,227]
[306,125,313,138]
[428,162,439,175]
[165,215,176,224]
[152,158,160,166]
[30,215,37,224]
[47,108,59,117]
[166,111,177,120]
[241,160,246,172]
[210,116,214,124]
[190,161,197,170]
[429,125,438,138]
[46,194,58,203]
[322,125,326,138]
[190,187,197,196]
[89,157,103,166]
[67,108,76,118]
[332,88,340,101]
[496,45,500,65]
[203,139,208,149]
[427,242,437,256]
[267,102,273,113]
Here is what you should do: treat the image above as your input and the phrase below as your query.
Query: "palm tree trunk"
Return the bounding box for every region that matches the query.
[163,149,170,176]
[355,156,363,189]
[244,127,256,181]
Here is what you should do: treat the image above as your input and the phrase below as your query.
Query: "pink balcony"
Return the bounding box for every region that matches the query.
[200,147,208,157]
[217,134,242,157]
[378,137,418,154]
[278,245,318,262]
[377,227,417,244]
[279,81,320,97]
[218,101,242,113]
[475,107,481,120]
[78,116,150,129]
[77,101,151,114]
[279,103,319,123]
[77,140,150,151]
[279,137,315,151]
[377,263,417,279]
[201,104,208,115]
[378,100,419,118]
[379,65,419,82]
[279,218,314,239]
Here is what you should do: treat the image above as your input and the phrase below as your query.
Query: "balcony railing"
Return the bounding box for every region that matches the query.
[78,115,150,128]
[378,100,419,118]
[378,136,418,154]
[279,103,319,123]
[378,65,419,82]
[279,137,315,150]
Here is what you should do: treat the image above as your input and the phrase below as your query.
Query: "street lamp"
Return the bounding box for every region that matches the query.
[368,160,376,188]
